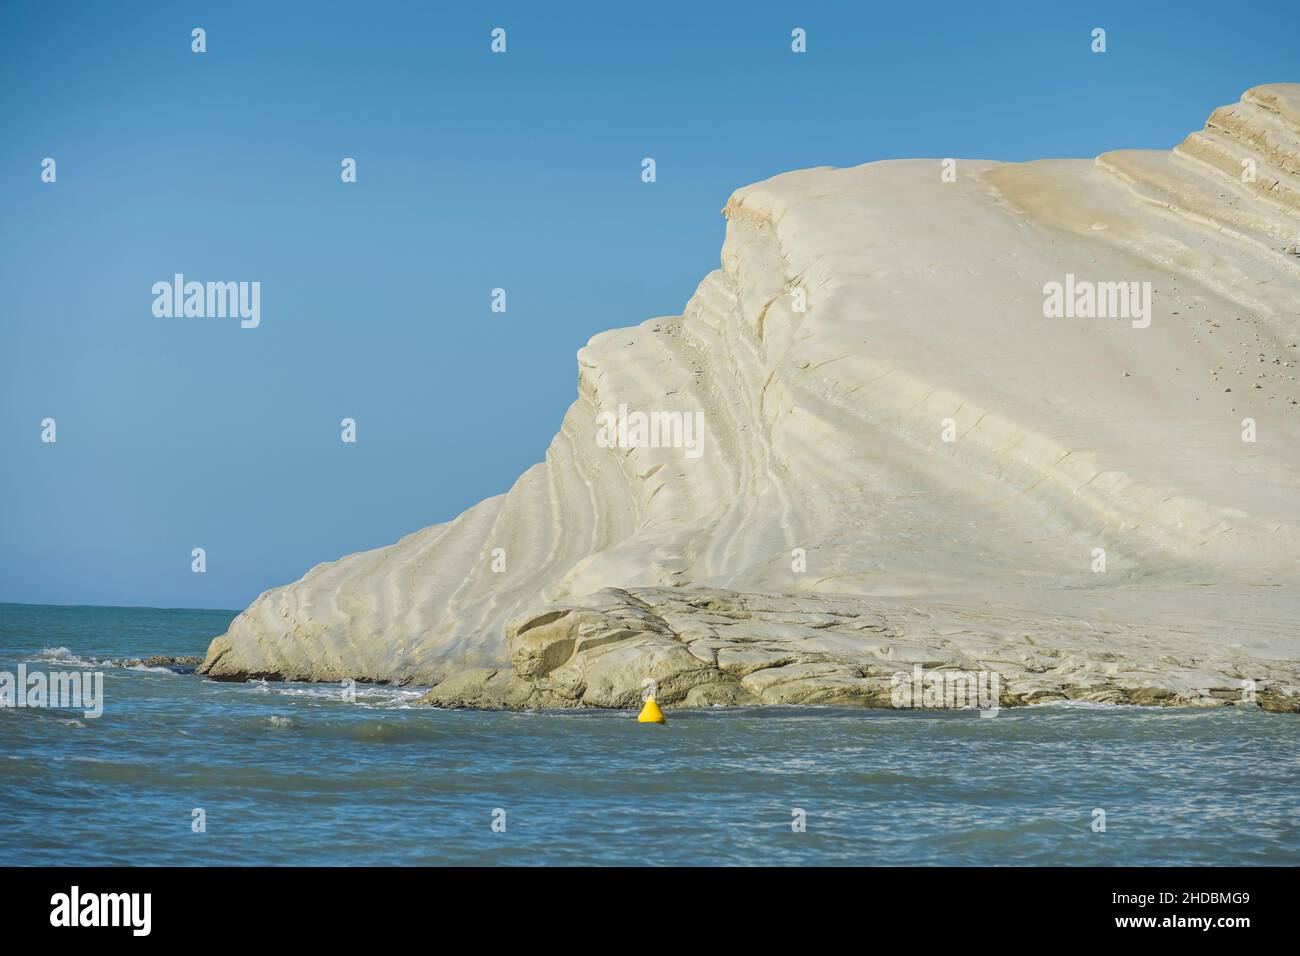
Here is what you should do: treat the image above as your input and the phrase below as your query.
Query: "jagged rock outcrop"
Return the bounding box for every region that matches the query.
[416,587,1299,711]
[201,85,1300,711]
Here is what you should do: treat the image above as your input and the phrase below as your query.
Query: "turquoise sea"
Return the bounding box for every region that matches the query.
[1,602,1297,866]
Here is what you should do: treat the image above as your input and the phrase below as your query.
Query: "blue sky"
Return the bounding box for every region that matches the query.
[2,0,1297,609]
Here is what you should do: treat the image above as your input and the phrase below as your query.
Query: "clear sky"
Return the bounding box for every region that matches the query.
[2,0,1297,610]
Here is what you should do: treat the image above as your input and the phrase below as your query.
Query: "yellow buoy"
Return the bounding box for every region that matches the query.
[638,696,666,724]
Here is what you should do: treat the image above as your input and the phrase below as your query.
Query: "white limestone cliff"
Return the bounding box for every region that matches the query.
[200,85,1300,711]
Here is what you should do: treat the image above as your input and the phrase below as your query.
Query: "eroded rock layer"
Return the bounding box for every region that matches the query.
[201,86,1300,711]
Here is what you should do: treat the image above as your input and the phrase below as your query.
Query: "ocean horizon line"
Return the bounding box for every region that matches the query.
[0,599,240,615]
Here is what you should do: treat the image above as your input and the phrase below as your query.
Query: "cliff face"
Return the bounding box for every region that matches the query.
[200,85,1300,711]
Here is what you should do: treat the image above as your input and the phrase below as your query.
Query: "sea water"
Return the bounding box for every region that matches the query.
[1,602,1297,866]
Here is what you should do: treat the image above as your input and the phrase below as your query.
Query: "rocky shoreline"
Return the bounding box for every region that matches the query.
[197,585,1300,714]
[126,655,204,673]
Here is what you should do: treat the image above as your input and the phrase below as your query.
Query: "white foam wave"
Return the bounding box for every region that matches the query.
[34,646,99,666]
[269,684,428,709]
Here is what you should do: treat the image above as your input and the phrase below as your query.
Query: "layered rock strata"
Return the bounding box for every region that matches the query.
[200,85,1300,712]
